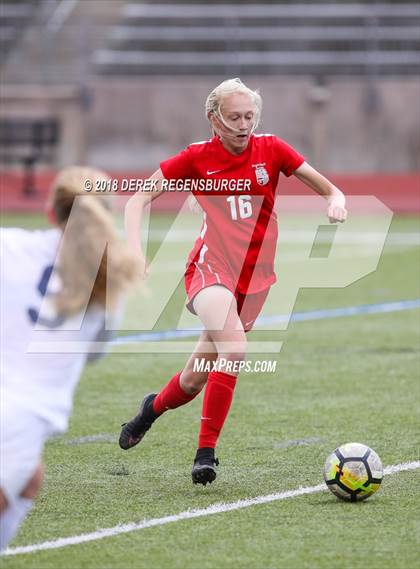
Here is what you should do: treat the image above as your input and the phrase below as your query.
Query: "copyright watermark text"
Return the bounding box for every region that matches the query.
[83,178,251,193]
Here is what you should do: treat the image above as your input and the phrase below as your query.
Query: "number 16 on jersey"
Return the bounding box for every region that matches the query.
[226,196,253,221]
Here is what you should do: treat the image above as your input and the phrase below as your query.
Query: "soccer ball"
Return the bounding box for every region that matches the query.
[323,442,383,502]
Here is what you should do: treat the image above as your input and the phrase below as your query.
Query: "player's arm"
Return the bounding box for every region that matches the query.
[293,161,347,223]
[124,168,166,274]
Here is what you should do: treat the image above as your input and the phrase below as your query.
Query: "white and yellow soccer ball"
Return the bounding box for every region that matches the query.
[323,443,383,502]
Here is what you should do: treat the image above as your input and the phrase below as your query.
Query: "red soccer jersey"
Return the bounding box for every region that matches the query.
[160,134,304,294]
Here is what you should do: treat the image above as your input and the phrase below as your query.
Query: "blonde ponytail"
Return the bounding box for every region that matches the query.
[50,166,138,316]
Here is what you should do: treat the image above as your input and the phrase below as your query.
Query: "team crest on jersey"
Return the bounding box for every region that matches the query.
[253,163,269,186]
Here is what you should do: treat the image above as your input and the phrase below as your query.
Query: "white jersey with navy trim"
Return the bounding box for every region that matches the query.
[0,228,105,433]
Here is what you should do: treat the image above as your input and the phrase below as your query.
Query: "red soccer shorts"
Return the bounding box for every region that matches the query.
[184,261,270,332]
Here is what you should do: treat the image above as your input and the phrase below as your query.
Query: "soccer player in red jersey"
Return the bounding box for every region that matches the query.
[120,78,347,485]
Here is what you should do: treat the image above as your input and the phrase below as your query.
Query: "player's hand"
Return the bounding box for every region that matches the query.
[327,197,347,223]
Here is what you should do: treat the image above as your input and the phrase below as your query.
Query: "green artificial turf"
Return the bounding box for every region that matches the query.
[1,213,419,569]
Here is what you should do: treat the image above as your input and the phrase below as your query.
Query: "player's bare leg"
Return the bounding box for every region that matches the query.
[0,463,44,551]
[180,330,218,394]
[119,332,217,450]
[119,285,246,486]
[193,285,247,364]
[191,285,247,485]
[0,489,8,514]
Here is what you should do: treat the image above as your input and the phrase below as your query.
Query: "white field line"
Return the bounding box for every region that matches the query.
[4,460,419,557]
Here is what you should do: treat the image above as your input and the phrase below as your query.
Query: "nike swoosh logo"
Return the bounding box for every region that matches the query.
[206,169,223,175]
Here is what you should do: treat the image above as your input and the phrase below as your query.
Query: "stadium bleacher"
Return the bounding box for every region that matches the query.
[1,2,418,81]
[0,1,35,65]
[0,1,418,176]
[93,2,420,76]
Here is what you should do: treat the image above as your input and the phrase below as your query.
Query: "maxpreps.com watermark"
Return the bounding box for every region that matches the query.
[193,358,277,374]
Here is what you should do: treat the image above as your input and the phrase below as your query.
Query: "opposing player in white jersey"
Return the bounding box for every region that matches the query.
[0,167,138,551]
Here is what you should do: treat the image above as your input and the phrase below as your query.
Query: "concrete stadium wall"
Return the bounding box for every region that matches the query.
[87,77,420,173]
[0,86,88,166]
[0,77,418,173]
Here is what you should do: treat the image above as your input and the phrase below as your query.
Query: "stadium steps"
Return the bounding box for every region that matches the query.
[0,1,36,66]
[109,25,420,52]
[93,2,420,76]
[0,0,124,85]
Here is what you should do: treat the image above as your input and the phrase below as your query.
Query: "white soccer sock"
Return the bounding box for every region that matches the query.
[0,497,33,552]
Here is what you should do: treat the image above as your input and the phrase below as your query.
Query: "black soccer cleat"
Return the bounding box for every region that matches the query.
[119,393,159,450]
[192,448,219,486]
